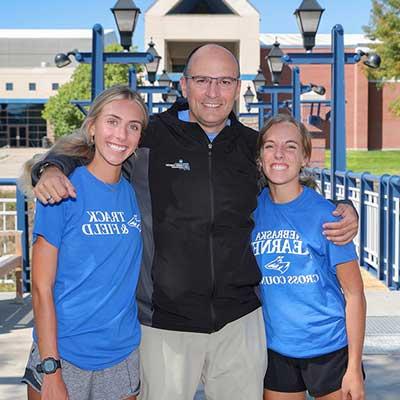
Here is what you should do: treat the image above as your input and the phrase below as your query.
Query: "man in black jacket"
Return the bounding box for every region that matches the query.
[32,44,358,400]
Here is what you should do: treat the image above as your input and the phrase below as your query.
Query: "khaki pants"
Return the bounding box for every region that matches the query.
[139,308,267,400]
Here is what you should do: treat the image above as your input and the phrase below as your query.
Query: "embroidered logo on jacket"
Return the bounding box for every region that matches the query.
[165,159,191,171]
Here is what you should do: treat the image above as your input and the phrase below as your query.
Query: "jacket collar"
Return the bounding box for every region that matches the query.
[152,98,242,145]
[163,98,240,127]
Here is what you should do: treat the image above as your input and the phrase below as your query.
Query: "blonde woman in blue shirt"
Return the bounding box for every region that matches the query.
[22,85,148,400]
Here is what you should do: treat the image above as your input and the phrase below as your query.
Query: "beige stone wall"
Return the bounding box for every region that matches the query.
[0,67,73,99]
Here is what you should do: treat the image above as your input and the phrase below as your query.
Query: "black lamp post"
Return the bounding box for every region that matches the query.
[54,50,78,68]
[165,88,180,103]
[158,69,172,88]
[145,39,161,84]
[253,68,266,100]
[266,40,284,85]
[111,0,141,51]
[310,83,326,95]
[243,86,255,110]
[294,0,325,52]
[357,50,381,69]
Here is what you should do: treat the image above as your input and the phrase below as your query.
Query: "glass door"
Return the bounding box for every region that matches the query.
[8,125,28,147]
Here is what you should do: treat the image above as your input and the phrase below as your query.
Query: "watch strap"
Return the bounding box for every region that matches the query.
[36,357,62,374]
[38,162,52,178]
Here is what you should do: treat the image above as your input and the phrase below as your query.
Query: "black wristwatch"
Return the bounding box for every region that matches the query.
[38,162,52,178]
[36,357,62,374]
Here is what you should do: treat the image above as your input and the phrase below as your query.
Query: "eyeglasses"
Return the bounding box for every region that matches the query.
[185,75,239,89]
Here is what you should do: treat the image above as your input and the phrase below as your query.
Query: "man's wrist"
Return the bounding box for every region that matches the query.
[336,199,354,207]
[32,158,67,186]
[38,162,53,178]
[330,198,359,220]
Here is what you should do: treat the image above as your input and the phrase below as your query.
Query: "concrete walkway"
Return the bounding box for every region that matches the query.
[1,270,400,400]
[1,148,399,398]
[0,293,33,400]
[0,148,46,180]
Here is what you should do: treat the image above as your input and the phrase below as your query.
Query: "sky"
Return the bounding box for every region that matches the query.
[1,0,373,50]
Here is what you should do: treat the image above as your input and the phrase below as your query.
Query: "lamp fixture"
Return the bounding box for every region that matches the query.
[294,0,325,52]
[111,0,141,51]
[145,39,161,84]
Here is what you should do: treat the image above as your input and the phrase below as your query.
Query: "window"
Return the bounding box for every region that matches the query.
[5,83,13,91]
[52,83,59,90]
[29,83,36,91]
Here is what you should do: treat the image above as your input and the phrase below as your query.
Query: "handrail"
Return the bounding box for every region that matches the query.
[0,230,23,301]
[0,179,30,293]
[1,170,400,291]
[308,168,400,290]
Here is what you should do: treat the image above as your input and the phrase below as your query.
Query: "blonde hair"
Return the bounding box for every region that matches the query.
[256,113,318,190]
[52,85,148,160]
[19,85,148,197]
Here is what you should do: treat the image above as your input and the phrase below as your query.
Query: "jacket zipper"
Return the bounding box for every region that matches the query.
[208,142,217,331]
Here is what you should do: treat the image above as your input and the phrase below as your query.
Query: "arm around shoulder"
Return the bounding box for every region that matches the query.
[31,154,85,186]
[323,200,359,245]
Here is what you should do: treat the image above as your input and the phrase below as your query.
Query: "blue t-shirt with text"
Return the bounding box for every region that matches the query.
[33,166,143,370]
[251,186,358,358]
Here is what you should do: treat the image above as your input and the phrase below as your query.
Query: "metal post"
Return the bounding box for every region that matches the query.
[378,175,389,281]
[147,93,154,115]
[292,67,301,120]
[271,92,279,116]
[386,176,396,288]
[91,24,104,100]
[129,66,137,90]
[258,108,264,129]
[331,25,346,200]
[359,174,373,269]
[16,187,30,292]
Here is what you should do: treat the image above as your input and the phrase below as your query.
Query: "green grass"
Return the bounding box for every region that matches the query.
[0,283,16,291]
[325,151,400,176]
[0,189,16,198]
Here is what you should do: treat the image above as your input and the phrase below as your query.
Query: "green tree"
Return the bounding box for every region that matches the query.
[364,0,400,115]
[43,44,143,138]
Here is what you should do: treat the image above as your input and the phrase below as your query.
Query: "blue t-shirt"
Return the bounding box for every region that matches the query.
[32,166,143,370]
[251,186,358,358]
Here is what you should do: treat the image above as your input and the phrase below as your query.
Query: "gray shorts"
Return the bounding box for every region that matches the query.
[22,342,140,400]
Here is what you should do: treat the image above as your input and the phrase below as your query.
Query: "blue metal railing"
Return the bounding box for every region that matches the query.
[310,168,400,290]
[0,179,30,292]
[1,170,400,291]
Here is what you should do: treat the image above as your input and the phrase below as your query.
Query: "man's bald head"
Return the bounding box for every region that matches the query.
[179,43,242,134]
[183,44,240,77]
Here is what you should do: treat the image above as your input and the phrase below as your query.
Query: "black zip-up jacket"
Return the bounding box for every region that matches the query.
[32,100,262,333]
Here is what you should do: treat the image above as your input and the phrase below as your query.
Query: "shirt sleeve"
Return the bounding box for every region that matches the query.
[324,213,358,273]
[32,200,67,249]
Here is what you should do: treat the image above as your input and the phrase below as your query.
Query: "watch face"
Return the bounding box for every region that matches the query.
[43,359,57,373]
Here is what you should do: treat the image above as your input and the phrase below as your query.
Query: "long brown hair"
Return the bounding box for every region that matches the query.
[256,113,318,190]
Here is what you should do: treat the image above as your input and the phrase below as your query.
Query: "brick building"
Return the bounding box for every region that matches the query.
[260,34,400,153]
[145,0,400,165]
